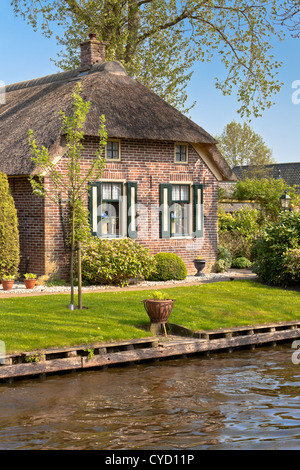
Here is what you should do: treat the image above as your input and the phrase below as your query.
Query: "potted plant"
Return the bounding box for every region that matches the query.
[1,275,15,291]
[23,273,37,289]
[193,257,206,276]
[142,291,175,330]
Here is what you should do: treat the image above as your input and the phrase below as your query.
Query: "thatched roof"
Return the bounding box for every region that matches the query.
[0,60,234,180]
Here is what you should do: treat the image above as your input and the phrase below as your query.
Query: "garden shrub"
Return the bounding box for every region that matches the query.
[0,172,20,278]
[214,245,232,272]
[252,212,300,285]
[283,248,300,282]
[146,252,187,281]
[219,231,253,260]
[214,259,230,273]
[231,257,252,269]
[81,237,155,286]
[219,207,261,240]
[218,207,263,260]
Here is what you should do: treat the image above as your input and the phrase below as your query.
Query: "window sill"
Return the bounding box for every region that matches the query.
[97,235,125,239]
[170,235,194,240]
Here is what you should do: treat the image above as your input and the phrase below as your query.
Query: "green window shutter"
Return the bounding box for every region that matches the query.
[88,182,101,236]
[126,182,138,239]
[160,183,172,238]
[193,184,203,237]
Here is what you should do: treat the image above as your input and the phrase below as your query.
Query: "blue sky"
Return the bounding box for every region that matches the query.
[1,0,300,164]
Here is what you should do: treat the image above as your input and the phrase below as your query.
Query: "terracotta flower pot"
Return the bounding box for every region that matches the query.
[1,280,14,291]
[24,279,36,289]
[142,299,175,324]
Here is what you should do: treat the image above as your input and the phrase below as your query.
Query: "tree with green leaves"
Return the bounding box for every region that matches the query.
[277,1,300,37]
[0,172,20,279]
[215,120,275,170]
[29,83,107,308]
[11,0,286,116]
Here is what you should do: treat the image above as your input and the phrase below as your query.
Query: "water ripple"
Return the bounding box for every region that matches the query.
[0,344,300,449]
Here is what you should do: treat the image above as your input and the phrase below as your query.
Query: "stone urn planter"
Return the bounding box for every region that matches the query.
[142,291,175,335]
[193,259,206,276]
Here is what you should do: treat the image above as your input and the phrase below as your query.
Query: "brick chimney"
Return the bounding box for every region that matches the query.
[80,33,106,72]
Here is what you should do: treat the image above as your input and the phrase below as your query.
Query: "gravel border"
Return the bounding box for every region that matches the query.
[0,270,257,296]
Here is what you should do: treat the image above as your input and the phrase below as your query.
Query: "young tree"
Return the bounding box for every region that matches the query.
[29,83,107,308]
[215,120,275,169]
[11,0,284,116]
[0,172,20,279]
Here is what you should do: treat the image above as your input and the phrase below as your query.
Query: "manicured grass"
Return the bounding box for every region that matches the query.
[0,280,299,353]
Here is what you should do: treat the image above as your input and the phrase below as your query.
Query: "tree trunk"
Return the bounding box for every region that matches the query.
[125,0,140,64]
[70,207,75,308]
[77,241,82,310]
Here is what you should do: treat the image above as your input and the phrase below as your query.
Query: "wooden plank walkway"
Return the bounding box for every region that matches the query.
[1,321,300,382]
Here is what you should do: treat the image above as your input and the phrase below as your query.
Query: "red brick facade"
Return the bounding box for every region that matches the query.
[9,137,219,279]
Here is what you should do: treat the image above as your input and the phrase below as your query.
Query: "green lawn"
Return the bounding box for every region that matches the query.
[0,280,299,353]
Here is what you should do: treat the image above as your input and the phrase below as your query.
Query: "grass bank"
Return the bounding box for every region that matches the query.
[0,280,299,354]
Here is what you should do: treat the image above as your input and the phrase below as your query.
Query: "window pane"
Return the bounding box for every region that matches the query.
[175,145,187,162]
[102,182,122,201]
[172,185,180,200]
[171,202,189,236]
[181,185,188,200]
[172,184,189,201]
[107,141,119,159]
[112,183,122,200]
[101,202,120,236]
[102,183,111,199]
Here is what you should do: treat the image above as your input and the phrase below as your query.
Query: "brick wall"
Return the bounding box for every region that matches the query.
[10,138,219,279]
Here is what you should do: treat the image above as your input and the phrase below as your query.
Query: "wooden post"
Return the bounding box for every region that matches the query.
[69,209,75,309]
[78,241,82,310]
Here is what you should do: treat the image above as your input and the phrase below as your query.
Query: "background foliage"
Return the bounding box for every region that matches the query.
[252,211,300,285]
[0,172,20,278]
[232,178,300,221]
[215,120,275,168]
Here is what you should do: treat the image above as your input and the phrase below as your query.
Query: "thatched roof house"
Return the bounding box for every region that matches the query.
[0,39,234,181]
[0,34,235,279]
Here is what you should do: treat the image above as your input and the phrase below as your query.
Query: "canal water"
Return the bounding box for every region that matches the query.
[0,343,300,450]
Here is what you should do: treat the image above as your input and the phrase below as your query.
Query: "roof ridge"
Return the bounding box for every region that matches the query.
[6,69,79,93]
[234,162,300,168]
[5,61,127,93]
